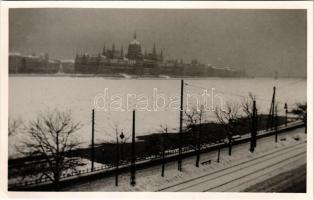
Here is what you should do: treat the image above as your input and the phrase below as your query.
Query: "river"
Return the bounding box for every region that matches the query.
[9,77,306,158]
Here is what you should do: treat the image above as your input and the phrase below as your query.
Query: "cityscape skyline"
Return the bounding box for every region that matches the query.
[9,9,307,77]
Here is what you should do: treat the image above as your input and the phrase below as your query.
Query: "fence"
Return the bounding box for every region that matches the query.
[9,143,201,189]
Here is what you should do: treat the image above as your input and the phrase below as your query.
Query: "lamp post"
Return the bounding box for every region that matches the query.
[130,110,136,186]
[115,135,119,186]
[284,103,288,126]
[217,147,220,163]
[275,105,278,143]
[120,131,125,162]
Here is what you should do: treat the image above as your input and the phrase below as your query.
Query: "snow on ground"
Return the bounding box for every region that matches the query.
[227,156,306,192]
[8,158,104,186]
[243,164,306,192]
[61,127,306,191]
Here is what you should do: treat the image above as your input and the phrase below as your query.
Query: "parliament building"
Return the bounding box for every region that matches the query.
[74,32,164,76]
[8,32,246,77]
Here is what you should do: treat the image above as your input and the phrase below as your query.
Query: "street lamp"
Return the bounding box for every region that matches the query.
[284,103,288,126]
[119,131,125,139]
[119,131,125,162]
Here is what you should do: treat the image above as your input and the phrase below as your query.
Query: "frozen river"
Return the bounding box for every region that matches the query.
[9,77,306,158]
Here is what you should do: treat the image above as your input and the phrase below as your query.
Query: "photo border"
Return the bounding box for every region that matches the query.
[0,1,313,199]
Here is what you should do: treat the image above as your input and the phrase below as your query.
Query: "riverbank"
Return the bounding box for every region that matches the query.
[8,115,293,178]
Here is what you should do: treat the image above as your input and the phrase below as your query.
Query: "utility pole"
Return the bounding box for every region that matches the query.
[161,127,167,177]
[130,110,136,186]
[196,124,201,167]
[267,87,276,130]
[178,79,184,171]
[217,147,220,163]
[304,112,307,134]
[284,103,288,126]
[91,109,95,171]
[250,100,257,152]
[115,134,119,186]
[228,119,232,156]
[272,87,276,130]
[275,105,278,143]
[254,106,258,148]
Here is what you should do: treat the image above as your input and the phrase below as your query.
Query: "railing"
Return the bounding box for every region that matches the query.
[9,143,210,189]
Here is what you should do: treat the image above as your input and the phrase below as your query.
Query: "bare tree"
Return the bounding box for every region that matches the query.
[8,117,23,136]
[184,106,205,167]
[19,109,81,190]
[241,93,259,151]
[241,93,256,118]
[215,102,242,156]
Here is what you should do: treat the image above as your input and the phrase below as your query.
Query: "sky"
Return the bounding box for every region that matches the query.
[9,9,307,77]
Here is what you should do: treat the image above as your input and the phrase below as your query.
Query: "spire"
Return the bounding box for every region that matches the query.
[152,43,156,56]
[102,43,106,56]
[121,45,124,58]
[134,31,137,39]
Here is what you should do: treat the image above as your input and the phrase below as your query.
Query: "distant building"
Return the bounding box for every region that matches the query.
[8,32,247,77]
[74,32,165,75]
[144,43,163,62]
[9,53,60,74]
[102,43,124,60]
[60,59,75,73]
[127,32,142,61]
[73,32,247,77]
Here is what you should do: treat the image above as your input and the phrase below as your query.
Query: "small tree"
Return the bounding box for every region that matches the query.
[184,106,205,167]
[241,93,258,152]
[215,102,242,156]
[241,93,256,119]
[19,109,81,190]
[291,102,307,133]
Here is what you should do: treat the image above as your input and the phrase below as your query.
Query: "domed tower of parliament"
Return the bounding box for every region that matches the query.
[127,32,143,61]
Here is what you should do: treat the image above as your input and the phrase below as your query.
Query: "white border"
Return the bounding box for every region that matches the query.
[0,1,313,200]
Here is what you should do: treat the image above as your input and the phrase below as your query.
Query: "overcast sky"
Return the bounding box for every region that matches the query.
[9,9,307,77]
